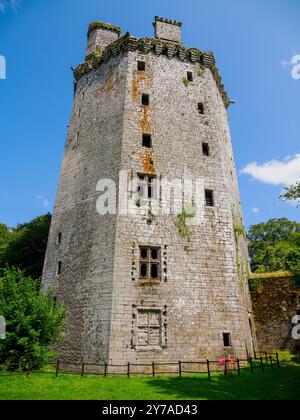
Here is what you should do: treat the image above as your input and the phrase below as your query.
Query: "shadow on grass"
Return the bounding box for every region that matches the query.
[145,366,300,400]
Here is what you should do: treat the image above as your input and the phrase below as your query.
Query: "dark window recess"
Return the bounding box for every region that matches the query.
[138,174,156,199]
[223,333,231,347]
[205,190,214,207]
[187,71,193,82]
[198,102,204,115]
[57,262,62,276]
[296,310,300,316]
[142,134,152,148]
[57,233,62,245]
[142,93,150,106]
[139,246,161,281]
[138,61,146,71]
[202,143,209,156]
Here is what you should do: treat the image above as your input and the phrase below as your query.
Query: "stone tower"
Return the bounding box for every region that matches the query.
[42,17,257,365]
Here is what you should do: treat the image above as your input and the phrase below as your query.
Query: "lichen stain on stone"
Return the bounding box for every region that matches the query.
[141,149,155,175]
[137,69,153,89]
[131,71,140,103]
[139,106,151,133]
[105,73,114,94]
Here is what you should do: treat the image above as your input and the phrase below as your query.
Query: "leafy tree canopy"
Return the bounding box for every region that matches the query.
[0,267,66,370]
[248,218,300,273]
[0,214,51,281]
[281,182,300,206]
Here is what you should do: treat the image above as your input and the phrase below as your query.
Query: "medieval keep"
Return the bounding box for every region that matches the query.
[42,17,257,366]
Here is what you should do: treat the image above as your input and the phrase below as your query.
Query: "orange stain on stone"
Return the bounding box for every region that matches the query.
[142,149,155,175]
[139,106,151,133]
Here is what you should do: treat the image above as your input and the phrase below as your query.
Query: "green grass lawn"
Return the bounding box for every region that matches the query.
[0,363,299,400]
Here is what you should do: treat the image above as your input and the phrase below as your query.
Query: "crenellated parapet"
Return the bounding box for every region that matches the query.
[73,34,231,108]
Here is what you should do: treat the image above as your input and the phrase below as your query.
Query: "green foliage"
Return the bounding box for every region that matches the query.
[0,214,51,281]
[0,361,299,400]
[285,249,300,273]
[0,267,66,371]
[234,224,246,238]
[174,201,196,243]
[147,209,154,225]
[248,218,300,273]
[281,182,300,206]
[0,224,11,263]
[197,66,205,77]
[182,77,190,88]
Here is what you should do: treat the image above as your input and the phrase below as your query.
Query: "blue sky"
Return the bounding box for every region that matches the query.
[0,0,299,228]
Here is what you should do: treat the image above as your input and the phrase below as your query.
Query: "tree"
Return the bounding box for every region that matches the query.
[0,267,66,370]
[248,218,300,273]
[0,224,11,264]
[281,182,300,206]
[0,214,51,280]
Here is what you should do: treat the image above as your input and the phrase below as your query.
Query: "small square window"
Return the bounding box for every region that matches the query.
[198,102,204,115]
[223,333,231,347]
[205,190,214,207]
[187,71,193,82]
[142,134,152,148]
[142,93,150,106]
[202,143,209,156]
[138,61,146,71]
[57,262,62,276]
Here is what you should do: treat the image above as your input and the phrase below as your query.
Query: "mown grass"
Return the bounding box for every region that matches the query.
[0,355,299,400]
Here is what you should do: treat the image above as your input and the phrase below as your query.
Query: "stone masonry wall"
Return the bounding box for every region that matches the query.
[42,18,256,365]
[251,276,300,352]
[42,52,128,363]
[108,49,255,364]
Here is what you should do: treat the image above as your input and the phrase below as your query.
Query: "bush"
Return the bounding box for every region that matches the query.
[0,267,66,370]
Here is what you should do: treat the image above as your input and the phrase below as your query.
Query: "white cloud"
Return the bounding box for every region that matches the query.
[241,154,300,186]
[252,207,259,214]
[0,0,21,13]
[36,195,50,210]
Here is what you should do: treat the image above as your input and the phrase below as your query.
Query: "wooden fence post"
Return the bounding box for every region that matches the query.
[104,362,108,377]
[249,357,254,374]
[224,360,227,376]
[178,361,182,379]
[270,356,273,370]
[276,353,280,368]
[127,362,130,378]
[55,361,60,378]
[81,362,85,377]
[237,359,240,376]
[260,356,264,372]
[207,360,211,381]
[152,362,155,378]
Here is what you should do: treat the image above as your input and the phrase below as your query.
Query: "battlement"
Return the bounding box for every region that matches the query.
[74,28,230,108]
[86,21,121,58]
[154,16,182,43]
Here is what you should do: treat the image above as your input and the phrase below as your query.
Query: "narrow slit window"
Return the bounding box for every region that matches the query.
[57,262,62,276]
[223,333,231,347]
[138,61,146,71]
[198,102,204,115]
[205,190,214,207]
[202,143,209,156]
[57,233,62,245]
[142,134,152,148]
[187,71,193,82]
[142,93,150,106]
[137,174,156,200]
